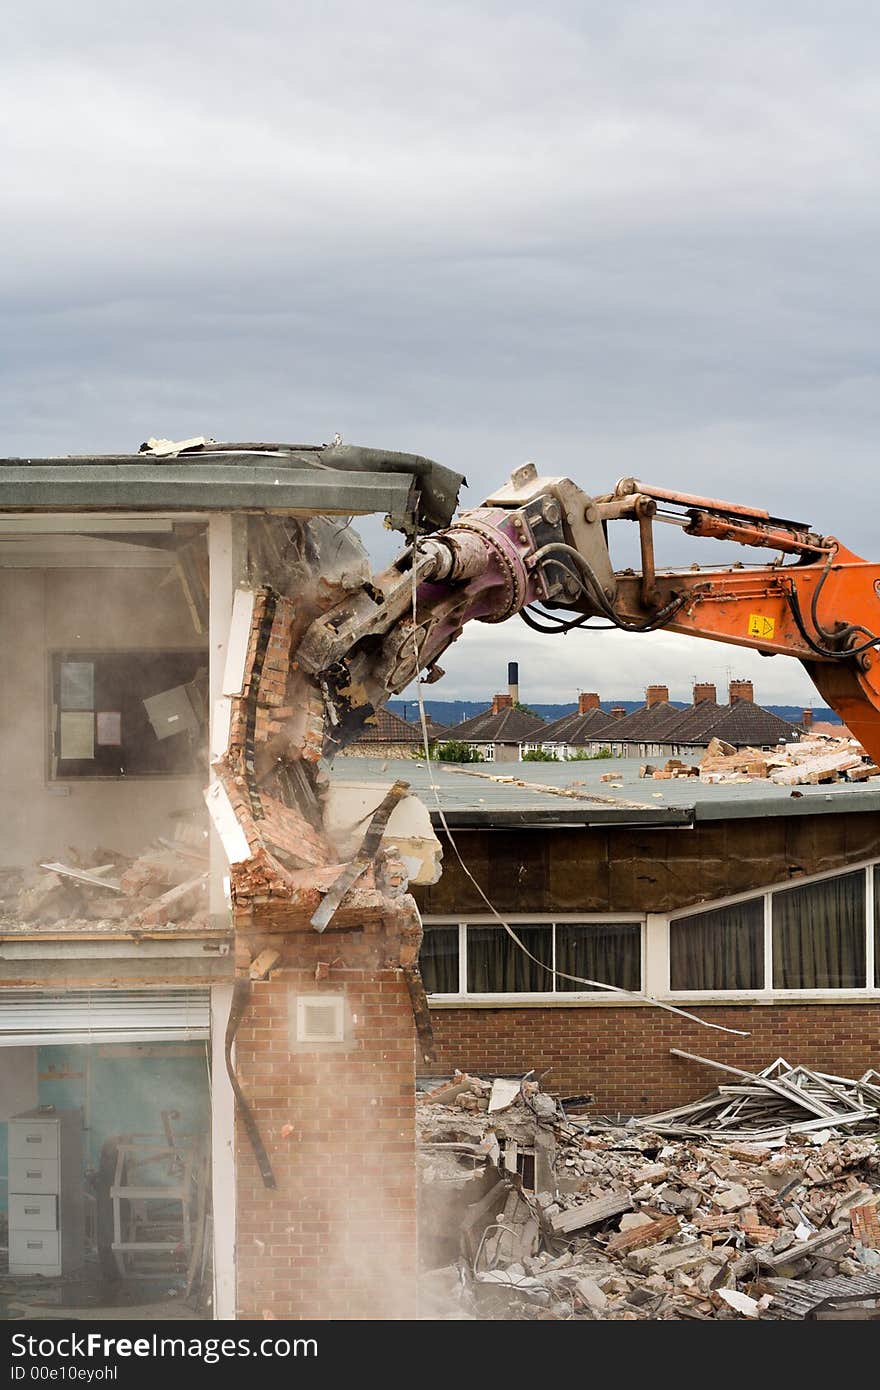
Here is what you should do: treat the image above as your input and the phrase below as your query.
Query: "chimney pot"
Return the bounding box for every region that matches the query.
[645,684,670,708]
[578,691,600,714]
[693,682,717,706]
[729,679,754,705]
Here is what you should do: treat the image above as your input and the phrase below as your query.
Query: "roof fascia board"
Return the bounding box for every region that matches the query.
[0,465,416,520]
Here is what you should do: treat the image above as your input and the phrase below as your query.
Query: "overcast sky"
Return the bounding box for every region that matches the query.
[4,1,879,706]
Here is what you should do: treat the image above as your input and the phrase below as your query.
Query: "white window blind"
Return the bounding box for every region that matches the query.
[0,989,211,1045]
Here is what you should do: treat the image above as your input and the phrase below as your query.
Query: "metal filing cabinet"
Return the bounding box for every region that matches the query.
[7,1107,84,1276]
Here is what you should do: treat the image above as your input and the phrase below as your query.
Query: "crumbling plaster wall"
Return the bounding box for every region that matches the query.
[0,567,205,865]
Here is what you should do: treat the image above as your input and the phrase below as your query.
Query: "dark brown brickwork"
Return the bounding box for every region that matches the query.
[234,966,418,1320]
[427,1002,880,1113]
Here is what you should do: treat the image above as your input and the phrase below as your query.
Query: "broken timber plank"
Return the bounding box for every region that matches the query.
[534,1127,556,1197]
[755,1223,850,1271]
[131,873,208,927]
[39,862,122,892]
[605,1214,681,1255]
[548,1191,633,1235]
[669,1049,841,1120]
[309,779,409,931]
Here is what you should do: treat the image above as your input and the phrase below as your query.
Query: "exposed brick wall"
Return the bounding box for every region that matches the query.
[234,967,418,1320]
[427,1002,880,1114]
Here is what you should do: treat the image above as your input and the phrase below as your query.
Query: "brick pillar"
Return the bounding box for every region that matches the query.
[233,958,418,1320]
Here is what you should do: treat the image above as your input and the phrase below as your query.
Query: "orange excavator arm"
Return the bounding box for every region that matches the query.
[596,479,880,762]
[297,464,880,766]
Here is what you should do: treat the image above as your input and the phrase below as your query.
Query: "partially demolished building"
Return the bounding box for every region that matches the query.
[2,440,879,1324]
[0,439,458,1320]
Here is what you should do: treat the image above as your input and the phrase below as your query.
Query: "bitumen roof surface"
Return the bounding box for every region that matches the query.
[330,755,880,827]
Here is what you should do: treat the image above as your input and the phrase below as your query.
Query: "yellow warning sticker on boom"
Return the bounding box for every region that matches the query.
[748,613,776,640]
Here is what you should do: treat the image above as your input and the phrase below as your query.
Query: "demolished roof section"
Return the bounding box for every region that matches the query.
[0,438,465,534]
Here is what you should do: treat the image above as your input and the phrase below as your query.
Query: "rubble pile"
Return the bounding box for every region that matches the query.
[417,1064,880,1320]
[0,827,210,934]
[640,734,878,787]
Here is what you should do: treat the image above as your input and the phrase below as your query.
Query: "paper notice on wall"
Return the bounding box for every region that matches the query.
[96,711,122,746]
[60,661,94,711]
[60,711,95,760]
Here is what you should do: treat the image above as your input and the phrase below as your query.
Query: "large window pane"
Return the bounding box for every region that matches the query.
[466,925,552,992]
[772,871,866,989]
[670,900,764,990]
[420,928,459,994]
[556,923,641,993]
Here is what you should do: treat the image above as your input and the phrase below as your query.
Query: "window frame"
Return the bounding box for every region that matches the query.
[421,913,647,1006]
[422,860,880,1008]
[48,645,208,783]
[662,858,880,1003]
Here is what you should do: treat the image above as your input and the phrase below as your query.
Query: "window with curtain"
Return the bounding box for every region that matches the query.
[419,927,459,994]
[670,899,764,990]
[772,871,866,989]
[466,925,552,992]
[556,923,641,992]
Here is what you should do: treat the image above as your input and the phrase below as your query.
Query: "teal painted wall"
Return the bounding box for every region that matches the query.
[1,1043,210,1209]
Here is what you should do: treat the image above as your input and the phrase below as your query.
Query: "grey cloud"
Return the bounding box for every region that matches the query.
[3,1,879,703]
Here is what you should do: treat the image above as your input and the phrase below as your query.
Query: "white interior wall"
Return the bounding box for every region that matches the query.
[0,567,206,866]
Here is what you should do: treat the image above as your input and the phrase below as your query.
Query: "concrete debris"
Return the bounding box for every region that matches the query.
[698,735,877,786]
[0,830,210,935]
[417,1067,880,1320]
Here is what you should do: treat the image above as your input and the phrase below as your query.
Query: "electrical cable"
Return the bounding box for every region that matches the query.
[407,559,749,1037]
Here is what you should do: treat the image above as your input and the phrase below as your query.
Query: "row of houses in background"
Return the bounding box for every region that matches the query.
[343,674,821,763]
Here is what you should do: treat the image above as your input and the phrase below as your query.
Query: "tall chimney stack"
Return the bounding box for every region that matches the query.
[802,708,813,729]
[645,684,670,708]
[729,679,754,705]
[508,661,519,705]
[693,682,717,706]
[578,691,600,714]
